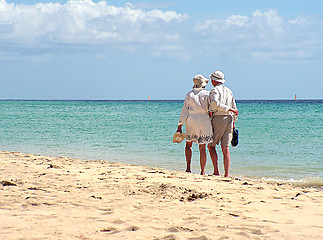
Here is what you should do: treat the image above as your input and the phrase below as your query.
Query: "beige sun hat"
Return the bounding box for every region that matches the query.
[209,70,225,83]
[193,74,209,88]
[172,132,186,143]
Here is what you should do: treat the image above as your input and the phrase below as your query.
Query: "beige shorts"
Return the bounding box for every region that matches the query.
[209,115,233,147]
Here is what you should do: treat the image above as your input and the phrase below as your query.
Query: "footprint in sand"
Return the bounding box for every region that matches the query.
[167,226,193,233]
[126,226,139,231]
[161,234,177,240]
[98,207,113,215]
[100,226,117,233]
[1,180,17,186]
[188,236,208,240]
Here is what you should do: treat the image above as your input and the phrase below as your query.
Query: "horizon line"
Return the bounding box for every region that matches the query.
[0,98,322,101]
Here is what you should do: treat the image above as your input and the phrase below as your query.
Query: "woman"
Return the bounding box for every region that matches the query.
[176,74,213,175]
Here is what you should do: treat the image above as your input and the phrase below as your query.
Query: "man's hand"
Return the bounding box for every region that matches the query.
[229,108,239,116]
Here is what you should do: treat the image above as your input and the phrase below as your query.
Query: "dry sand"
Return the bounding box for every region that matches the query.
[0,150,322,240]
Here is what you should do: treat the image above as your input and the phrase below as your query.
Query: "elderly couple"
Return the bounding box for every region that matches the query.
[175,70,238,177]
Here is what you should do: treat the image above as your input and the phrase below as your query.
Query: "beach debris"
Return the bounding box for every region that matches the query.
[221,179,232,182]
[28,187,41,191]
[136,176,146,180]
[148,170,166,174]
[48,164,60,169]
[91,195,102,199]
[1,180,17,186]
[229,213,240,217]
[291,192,302,200]
[242,182,252,186]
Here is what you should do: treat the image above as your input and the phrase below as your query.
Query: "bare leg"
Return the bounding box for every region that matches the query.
[185,142,193,173]
[221,145,230,177]
[199,144,207,175]
[208,144,220,175]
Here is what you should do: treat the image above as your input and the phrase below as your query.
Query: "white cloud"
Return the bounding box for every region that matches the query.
[196,10,284,40]
[195,9,323,62]
[0,0,187,45]
[225,15,249,28]
[252,10,283,34]
[289,17,307,25]
[0,1,322,63]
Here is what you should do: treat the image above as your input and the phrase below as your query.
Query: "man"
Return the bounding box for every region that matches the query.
[208,70,238,177]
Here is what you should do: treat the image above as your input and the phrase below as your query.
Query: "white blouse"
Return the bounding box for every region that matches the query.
[178,88,210,126]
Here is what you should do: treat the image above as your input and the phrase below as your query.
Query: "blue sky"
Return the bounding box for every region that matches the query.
[1,0,322,100]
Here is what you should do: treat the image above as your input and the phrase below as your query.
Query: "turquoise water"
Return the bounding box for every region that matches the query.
[1,100,322,186]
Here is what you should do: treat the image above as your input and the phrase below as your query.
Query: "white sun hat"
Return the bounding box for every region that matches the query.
[209,70,225,83]
[193,74,209,88]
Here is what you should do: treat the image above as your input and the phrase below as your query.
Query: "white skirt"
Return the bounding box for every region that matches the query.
[185,113,213,145]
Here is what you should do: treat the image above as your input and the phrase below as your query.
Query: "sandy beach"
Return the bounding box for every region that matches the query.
[0,151,322,239]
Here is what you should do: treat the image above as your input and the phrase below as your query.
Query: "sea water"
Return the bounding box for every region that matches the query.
[1,100,322,187]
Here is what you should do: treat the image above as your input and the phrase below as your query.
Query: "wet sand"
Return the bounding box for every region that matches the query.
[1,151,322,239]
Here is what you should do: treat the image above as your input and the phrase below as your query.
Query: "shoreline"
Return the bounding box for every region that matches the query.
[1,150,323,239]
[2,149,322,188]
